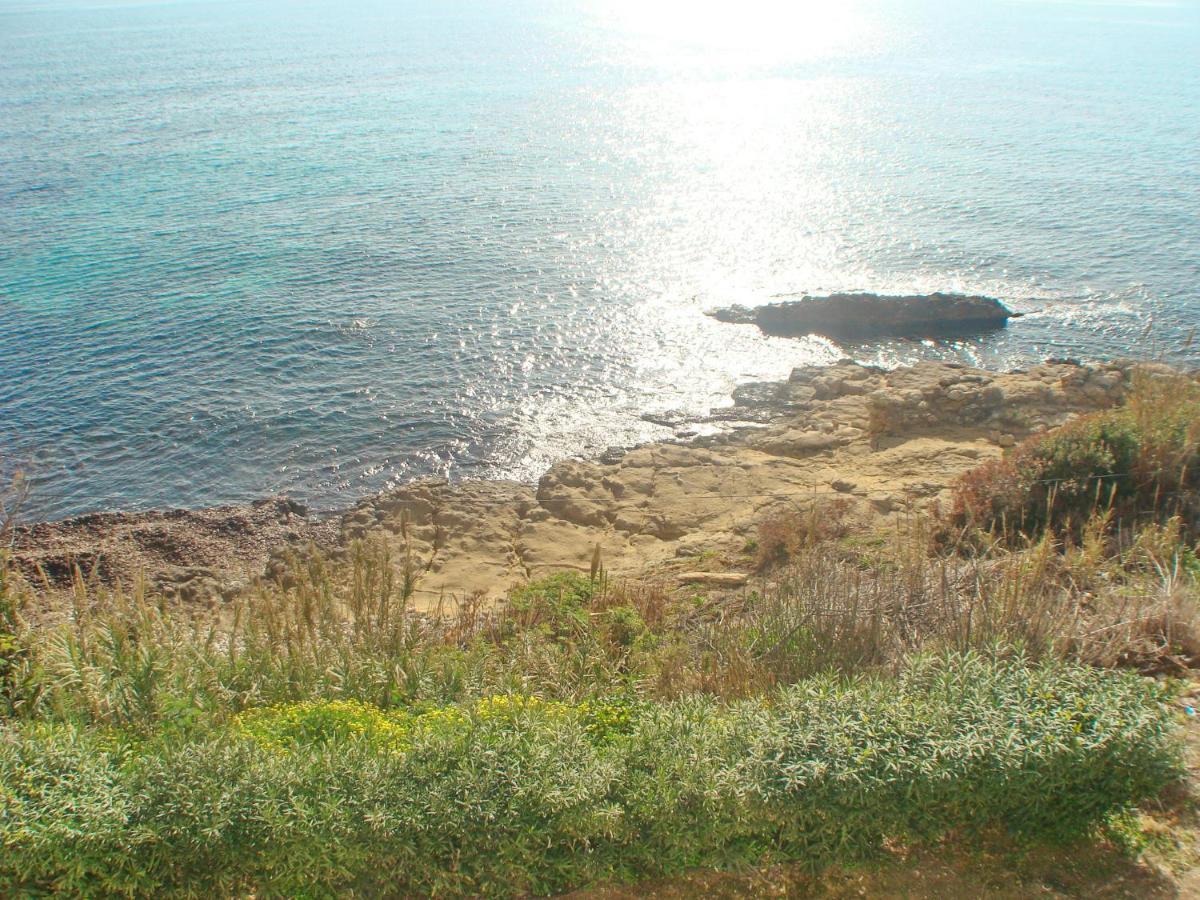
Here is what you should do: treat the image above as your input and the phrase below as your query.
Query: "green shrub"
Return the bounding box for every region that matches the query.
[951,371,1200,541]
[234,693,637,756]
[748,653,1182,847]
[505,572,598,639]
[602,604,647,650]
[577,694,644,744]
[0,654,1182,897]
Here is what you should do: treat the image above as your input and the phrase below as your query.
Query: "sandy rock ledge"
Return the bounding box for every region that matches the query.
[11,358,1147,612]
[337,357,1135,604]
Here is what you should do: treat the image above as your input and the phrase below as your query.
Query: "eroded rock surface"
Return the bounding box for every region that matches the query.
[11,358,1149,611]
[11,498,338,608]
[348,358,1135,604]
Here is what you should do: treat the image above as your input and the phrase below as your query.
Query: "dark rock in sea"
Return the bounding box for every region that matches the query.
[640,410,690,428]
[709,292,1020,340]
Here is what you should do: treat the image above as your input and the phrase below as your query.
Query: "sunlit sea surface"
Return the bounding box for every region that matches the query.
[1,0,1198,520]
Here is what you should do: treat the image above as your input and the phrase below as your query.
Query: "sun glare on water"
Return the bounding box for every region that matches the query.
[595,0,870,62]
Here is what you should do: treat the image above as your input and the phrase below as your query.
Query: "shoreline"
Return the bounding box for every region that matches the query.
[10,356,1143,611]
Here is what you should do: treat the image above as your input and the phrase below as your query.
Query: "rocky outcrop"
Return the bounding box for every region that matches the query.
[11,498,338,610]
[346,359,1135,604]
[12,358,1152,614]
[709,292,1019,340]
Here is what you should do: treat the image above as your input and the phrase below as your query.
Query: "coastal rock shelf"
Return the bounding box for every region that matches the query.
[11,498,338,608]
[709,292,1020,340]
[12,358,1143,614]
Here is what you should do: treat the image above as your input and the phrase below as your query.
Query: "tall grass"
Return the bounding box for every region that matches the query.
[0,507,1194,737]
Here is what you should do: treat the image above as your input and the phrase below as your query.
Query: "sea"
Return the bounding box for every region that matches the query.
[1,0,1197,521]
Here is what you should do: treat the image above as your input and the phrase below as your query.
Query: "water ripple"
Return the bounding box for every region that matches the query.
[1,0,1197,520]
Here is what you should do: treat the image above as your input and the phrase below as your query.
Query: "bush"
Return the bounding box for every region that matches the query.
[951,371,1200,541]
[750,654,1181,846]
[0,654,1182,897]
[235,698,415,752]
[754,499,851,570]
[602,604,648,650]
[504,572,599,639]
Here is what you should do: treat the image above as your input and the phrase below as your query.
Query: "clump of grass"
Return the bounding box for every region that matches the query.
[504,570,599,639]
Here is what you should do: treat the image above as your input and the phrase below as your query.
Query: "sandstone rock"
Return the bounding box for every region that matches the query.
[870,496,898,513]
[753,429,847,457]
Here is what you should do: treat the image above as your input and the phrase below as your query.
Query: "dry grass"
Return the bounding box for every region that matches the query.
[753,498,852,571]
[2,502,1196,727]
[677,515,1199,699]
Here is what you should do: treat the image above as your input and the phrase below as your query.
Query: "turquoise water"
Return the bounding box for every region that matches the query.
[1,0,1198,520]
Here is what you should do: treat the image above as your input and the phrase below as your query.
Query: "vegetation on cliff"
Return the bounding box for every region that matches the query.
[0,652,1179,897]
[0,368,1197,896]
[950,368,1200,543]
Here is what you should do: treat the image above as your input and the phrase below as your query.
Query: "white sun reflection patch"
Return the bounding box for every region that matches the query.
[591,0,874,64]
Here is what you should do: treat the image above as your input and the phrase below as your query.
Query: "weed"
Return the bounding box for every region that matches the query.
[754,498,851,570]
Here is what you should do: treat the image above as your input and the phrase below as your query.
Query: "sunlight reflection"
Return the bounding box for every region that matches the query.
[594,0,870,62]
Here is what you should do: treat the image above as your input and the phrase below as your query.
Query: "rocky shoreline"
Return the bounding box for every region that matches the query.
[11,357,1141,613]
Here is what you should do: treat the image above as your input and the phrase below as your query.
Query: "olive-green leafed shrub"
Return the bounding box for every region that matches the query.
[0,654,1181,898]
